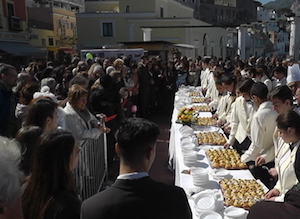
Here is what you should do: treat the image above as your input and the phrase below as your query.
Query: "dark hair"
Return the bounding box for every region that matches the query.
[22,129,76,219]
[69,75,89,87]
[238,78,255,94]
[25,98,58,129]
[235,60,245,69]
[100,74,113,89]
[274,66,286,76]
[15,126,43,175]
[221,74,237,85]
[67,84,88,105]
[250,82,268,99]
[115,118,160,165]
[276,110,300,136]
[269,85,293,106]
[202,58,210,64]
[245,67,257,77]
[19,83,40,105]
[0,64,16,75]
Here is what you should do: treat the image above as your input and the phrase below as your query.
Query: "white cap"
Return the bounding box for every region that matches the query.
[287,64,300,84]
[33,86,58,102]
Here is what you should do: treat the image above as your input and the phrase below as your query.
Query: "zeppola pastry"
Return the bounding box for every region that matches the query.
[189,92,201,97]
[194,117,216,126]
[197,132,226,145]
[220,179,265,209]
[206,149,247,169]
[192,105,211,112]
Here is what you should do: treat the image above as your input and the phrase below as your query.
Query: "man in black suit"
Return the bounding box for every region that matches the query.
[81,117,192,219]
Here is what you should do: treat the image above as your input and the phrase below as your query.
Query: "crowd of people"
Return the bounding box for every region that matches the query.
[1,52,300,218]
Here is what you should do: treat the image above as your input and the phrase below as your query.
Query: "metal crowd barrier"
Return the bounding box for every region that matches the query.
[73,133,108,201]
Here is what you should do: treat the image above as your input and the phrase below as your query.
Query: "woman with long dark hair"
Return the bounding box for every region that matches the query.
[25,97,58,131]
[22,129,81,219]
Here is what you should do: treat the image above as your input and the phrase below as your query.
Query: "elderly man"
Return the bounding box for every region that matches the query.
[81,117,192,219]
[0,64,18,137]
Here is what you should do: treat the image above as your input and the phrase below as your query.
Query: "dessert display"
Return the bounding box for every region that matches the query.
[189,91,202,97]
[196,132,226,145]
[192,105,211,112]
[220,179,265,209]
[191,97,205,103]
[177,107,195,124]
[194,117,216,126]
[206,149,248,169]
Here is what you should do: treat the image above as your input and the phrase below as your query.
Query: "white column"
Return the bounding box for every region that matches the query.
[237,26,247,60]
[289,17,300,61]
[141,28,152,41]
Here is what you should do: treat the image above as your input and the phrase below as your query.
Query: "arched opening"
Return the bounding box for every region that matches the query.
[125,5,130,13]
[203,34,209,56]
[219,37,224,58]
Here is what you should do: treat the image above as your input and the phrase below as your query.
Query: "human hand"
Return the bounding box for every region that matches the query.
[265,188,280,200]
[268,168,278,177]
[224,143,231,149]
[255,156,266,166]
[216,119,223,127]
[212,113,218,119]
[98,125,111,133]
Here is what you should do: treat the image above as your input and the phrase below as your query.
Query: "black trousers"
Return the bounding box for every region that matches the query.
[247,160,276,189]
[232,137,251,156]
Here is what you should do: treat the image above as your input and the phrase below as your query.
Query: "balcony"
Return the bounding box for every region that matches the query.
[9,16,22,31]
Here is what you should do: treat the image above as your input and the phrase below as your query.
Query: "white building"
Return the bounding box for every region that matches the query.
[76,0,228,59]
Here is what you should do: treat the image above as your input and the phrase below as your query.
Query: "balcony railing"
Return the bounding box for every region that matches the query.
[9,16,22,31]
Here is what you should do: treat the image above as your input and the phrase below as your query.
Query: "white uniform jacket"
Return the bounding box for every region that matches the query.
[241,101,278,163]
[273,138,299,202]
[227,96,256,145]
[64,102,102,147]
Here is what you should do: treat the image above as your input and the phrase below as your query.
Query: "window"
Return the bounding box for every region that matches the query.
[71,22,77,37]
[42,39,46,47]
[125,5,130,13]
[102,22,113,37]
[160,7,164,18]
[0,14,2,28]
[48,38,54,46]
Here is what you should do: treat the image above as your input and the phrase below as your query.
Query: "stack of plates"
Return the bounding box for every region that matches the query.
[183,151,197,167]
[194,192,216,215]
[224,206,248,219]
[181,143,196,153]
[199,211,222,219]
[191,168,209,186]
[213,168,230,178]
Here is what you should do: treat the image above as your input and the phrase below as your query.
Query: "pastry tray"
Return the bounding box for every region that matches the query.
[205,149,248,170]
[219,179,265,209]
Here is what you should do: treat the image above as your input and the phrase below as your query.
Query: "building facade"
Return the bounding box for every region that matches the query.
[0,0,45,66]
[27,0,84,62]
[77,0,228,59]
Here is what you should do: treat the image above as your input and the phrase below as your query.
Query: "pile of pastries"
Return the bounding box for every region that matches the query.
[189,92,201,97]
[220,179,265,209]
[196,132,226,145]
[192,105,211,112]
[206,149,248,169]
[191,97,205,103]
[193,117,216,126]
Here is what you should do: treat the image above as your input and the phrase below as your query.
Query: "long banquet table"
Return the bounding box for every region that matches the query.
[168,87,266,218]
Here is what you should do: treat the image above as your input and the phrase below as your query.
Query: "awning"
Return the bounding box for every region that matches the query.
[0,41,46,56]
[173,43,197,49]
[59,48,77,54]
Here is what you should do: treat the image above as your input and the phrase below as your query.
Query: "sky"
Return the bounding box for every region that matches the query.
[259,0,273,4]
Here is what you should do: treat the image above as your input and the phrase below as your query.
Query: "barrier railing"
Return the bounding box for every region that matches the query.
[73,133,108,200]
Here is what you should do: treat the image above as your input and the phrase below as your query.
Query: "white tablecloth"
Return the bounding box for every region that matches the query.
[168,103,264,218]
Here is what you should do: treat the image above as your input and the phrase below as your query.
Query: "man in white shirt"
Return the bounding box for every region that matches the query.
[225,78,256,155]
[241,82,278,188]
[200,58,210,95]
[273,66,287,87]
